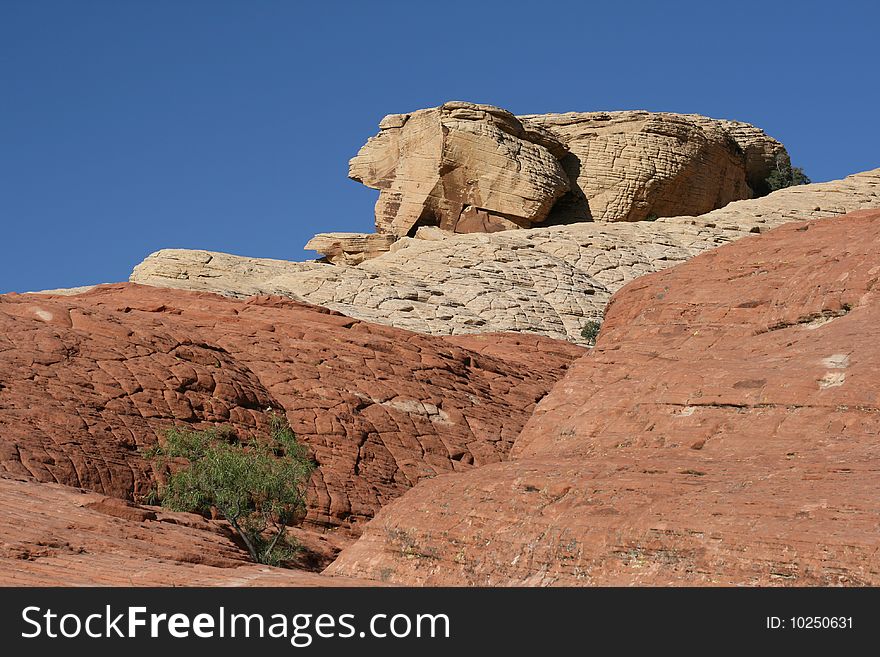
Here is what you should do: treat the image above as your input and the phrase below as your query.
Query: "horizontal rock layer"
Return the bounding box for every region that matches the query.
[0,284,581,530]
[131,169,880,345]
[326,209,880,585]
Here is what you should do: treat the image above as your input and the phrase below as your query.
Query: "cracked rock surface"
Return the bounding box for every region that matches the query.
[349,103,787,239]
[326,209,880,585]
[130,169,880,345]
[520,110,786,223]
[0,284,581,531]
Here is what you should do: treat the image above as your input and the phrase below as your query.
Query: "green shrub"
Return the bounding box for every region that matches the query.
[581,320,602,346]
[765,154,811,192]
[138,487,159,506]
[145,414,314,566]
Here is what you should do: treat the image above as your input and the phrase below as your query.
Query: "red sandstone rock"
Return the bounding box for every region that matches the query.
[327,209,880,585]
[0,284,581,532]
[0,476,368,586]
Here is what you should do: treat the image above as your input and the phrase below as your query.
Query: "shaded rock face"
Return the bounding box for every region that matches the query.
[131,169,880,345]
[519,111,786,223]
[349,102,571,237]
[327,209,880,586]
[0,284,581,530]
[714,118,791,196]
[0,477,368,586]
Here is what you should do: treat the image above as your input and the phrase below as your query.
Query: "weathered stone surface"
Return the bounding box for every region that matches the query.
[305,232,397,265]
[345,104,787,243]
[132,169,880,345]
[132,249,319,299]
[349,101,571,236]
[0,284,581,530]
[519,110,787,223]
[0,477,369,586]
[327,209,880,586]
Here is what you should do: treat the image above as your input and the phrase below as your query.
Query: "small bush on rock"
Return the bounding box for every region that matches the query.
[765,154,811,192]
[145,413,314,566]
[581,320,602,346]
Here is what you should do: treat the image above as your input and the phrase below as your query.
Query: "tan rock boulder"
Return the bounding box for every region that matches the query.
[307,104,789,264]
[305,232,396,265]
[349,101,571,237]
[519,110,787,223]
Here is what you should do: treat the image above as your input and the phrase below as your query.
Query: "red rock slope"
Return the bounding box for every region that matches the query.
[327,209,880,585]
[0,477,369,586]
[0,284,582,531]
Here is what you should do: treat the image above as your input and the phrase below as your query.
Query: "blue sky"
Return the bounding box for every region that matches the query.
[2,0,878,293]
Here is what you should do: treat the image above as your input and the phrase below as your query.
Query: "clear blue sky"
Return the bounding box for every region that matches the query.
[2,0,878,293]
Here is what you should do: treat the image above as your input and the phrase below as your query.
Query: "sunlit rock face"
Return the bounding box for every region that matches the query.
[349,101,571,237]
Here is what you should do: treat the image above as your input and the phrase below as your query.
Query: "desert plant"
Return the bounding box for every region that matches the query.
[581,320,602,346]
[765,153,811,192]
[137,486,160,506]
[145,414,314,566]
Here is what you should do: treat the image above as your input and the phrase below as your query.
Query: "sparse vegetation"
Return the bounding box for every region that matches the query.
[581,320,602,346]
[138,486,159,506]
[765,153,811,193]
[145,413,314,566]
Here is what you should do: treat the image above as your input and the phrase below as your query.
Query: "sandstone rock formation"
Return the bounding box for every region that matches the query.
[341,104,788,262]
[0,477,368,585]
[131,169,880,345]
[327,209,880,585]
[520,111,787,223]
[0,284,581,531]
[305,232,397,265]
[350,101,571,238]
